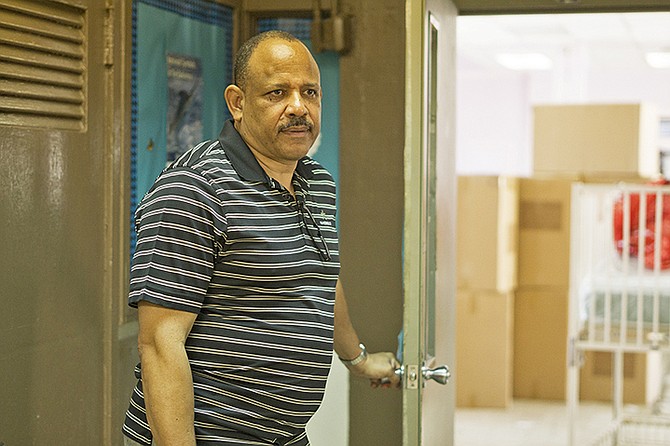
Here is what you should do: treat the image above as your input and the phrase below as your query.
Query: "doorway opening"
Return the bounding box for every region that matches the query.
[454,11,670,446]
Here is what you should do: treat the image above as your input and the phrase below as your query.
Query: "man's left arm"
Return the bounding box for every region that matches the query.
[333,279,401,387]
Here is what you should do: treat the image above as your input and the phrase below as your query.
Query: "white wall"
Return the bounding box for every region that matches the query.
[306,358,349,446]
[456,44,670,176]
[456,71,532,176]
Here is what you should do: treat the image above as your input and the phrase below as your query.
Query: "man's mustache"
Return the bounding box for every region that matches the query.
[279,117,313,132]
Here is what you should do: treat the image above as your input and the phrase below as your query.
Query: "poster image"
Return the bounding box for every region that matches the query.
[167,53,203,163]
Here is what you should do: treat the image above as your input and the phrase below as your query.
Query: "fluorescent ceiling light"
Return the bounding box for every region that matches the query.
[495,53,553,70]
[645,52,670,68]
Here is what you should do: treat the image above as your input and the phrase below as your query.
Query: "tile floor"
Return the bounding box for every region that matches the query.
[454,399,615,446]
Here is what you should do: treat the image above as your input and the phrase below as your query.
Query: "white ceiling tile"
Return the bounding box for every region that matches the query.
[457,18,518,46]
[457,12,670,73]
[562,14,625,34]
[623,12,670,46]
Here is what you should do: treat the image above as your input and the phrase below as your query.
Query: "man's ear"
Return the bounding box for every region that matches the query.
[224,85,244,122]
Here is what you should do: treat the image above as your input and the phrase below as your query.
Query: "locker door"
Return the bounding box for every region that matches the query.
[0,0,126,444]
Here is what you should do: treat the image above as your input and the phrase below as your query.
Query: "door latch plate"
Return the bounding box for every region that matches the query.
[406,364,419,389]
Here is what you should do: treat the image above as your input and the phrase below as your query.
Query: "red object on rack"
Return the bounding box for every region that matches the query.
[613,179,670,270]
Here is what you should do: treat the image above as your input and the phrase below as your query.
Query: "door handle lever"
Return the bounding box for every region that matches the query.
[392,364,450,385]
[422,365,450,384]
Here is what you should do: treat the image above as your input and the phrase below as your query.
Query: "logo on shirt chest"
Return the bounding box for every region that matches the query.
[317,211,333,227]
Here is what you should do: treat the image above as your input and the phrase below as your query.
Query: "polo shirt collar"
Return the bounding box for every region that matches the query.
[218,120,315,185]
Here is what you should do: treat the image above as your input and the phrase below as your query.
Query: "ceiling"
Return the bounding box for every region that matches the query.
[457,11,670,73]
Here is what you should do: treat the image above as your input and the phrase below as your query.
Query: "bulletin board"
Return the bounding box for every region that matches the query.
[130,0,233,254]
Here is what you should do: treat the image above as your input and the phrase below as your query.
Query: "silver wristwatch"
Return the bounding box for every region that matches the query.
[339,343,368,366]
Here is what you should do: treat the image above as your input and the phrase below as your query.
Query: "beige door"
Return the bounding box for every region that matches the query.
[0,0,132,444]
[402,0,457,444]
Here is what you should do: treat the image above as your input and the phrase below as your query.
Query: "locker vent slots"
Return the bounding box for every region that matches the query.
[0,0,86,131]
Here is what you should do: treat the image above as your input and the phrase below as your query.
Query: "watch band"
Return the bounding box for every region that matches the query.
[339,343,368,367]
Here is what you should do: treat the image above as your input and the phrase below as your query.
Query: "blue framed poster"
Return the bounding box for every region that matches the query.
[130,0,233,255]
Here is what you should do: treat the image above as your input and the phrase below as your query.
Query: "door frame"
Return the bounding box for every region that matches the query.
[103,0,135,443]
[401,0,425,443]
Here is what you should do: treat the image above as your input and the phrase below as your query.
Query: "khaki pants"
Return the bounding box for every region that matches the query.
[123,436,151,446]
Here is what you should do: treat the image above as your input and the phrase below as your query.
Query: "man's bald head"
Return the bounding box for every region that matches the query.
[233,30,302,90]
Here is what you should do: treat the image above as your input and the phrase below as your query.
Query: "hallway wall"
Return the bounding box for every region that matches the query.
[338,1,406,445]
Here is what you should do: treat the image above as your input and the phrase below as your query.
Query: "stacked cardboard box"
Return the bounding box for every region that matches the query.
[457,105,658,406]
[513,103,659,403]
[513,178,573,400]
[533,103,658,179]
[513,178,651,404]
[456,176,519,408]
[579,351,651,405]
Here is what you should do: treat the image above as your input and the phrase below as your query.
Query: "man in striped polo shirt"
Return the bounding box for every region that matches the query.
[123,30,401,446]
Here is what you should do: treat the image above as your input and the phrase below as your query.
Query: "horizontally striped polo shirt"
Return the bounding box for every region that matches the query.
[122,120,340,446]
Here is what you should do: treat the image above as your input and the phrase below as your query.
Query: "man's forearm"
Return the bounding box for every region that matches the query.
[140,343,196,446]
[333,279,401,385]
[333,279,363,360]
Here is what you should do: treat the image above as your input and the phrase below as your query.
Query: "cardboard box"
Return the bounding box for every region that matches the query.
[533,103,659,178]
[517,178,573,289]
[515,177,660,403]
[517,176,638,289]
[579,351,649,404]
[513,287,568,400]
[457,176,519,292]
[457,288,514,408]
[514,287,658,403]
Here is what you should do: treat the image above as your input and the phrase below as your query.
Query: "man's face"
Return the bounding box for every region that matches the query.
[232,39,322,165]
